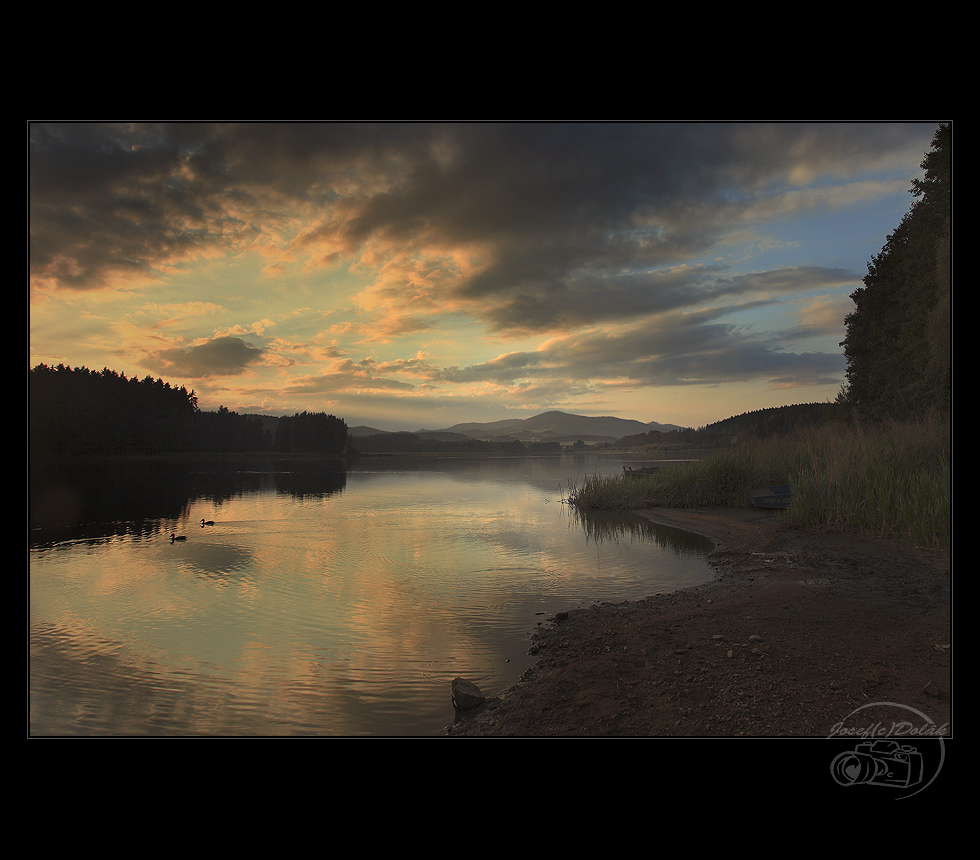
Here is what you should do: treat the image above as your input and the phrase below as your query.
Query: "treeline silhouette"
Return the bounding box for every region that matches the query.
[839,123,951,421]
[29,364,350,459]
[353,404,837,455]
[687,402,838,439]
[608,403,838,450]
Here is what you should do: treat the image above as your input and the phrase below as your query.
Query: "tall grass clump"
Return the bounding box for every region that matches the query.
[568,414,950,549]
[568,439,797,510]
[784,414,950,549]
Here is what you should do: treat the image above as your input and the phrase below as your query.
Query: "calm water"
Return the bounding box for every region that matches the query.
[29,453,713,736]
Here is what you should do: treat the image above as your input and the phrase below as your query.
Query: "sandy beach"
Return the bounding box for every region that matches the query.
[447,506,951,737]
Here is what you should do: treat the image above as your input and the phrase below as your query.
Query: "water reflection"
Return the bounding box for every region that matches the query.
[569,506,714,557]
[30,453,714,736]
[178,542,255,578]
[29,456,348,547]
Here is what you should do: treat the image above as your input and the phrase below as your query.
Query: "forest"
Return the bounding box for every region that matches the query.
[839,123,951,420]
[610,402,839,450]
[29,363,351,459]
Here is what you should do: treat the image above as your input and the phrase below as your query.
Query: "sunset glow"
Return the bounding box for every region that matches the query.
[28,121,940,431]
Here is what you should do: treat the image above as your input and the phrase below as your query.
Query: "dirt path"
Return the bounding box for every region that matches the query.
[447,507,951,737]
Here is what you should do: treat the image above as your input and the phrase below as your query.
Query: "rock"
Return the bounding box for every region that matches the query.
[452,677,486,710]
[922,679,941,698]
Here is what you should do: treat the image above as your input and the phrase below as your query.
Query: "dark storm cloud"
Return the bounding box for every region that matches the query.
[433,304,846,389]
[147,336,265,378]
[30,121,934,303]
[323,122,929,307]
[28,121,399,289]
[475,264,859,333]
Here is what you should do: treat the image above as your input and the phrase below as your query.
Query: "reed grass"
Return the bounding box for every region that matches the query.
[567,414,951,549]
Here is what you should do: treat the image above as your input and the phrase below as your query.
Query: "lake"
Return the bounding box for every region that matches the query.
[29,453,714,736]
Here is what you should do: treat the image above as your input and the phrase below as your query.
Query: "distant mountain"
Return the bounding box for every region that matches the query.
[421,411,686,443]
[349,425,393,438]
[349,425,472,441]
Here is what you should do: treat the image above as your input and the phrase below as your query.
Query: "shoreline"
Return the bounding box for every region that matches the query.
[447,506,951,737]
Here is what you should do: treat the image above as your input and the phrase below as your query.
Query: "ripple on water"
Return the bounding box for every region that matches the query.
[30,456,714,735]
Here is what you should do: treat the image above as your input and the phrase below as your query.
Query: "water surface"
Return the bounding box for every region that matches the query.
[29,453,713,736]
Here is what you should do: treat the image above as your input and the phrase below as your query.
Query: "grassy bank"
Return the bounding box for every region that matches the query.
[568,415,951,550]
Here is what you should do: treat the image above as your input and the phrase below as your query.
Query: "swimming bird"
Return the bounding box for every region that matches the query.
[201,519,215,526]
[171,532,187,542]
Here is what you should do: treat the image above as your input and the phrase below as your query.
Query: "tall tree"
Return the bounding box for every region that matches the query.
[840,123,951,419]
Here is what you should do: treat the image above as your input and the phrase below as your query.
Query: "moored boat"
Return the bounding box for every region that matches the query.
[623,465,661,477]
[749,484,792,509]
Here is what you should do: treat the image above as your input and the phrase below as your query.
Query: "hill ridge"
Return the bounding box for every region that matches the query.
[351,410,686,440]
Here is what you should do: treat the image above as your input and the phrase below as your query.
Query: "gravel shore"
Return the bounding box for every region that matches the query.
[447,506,951,739]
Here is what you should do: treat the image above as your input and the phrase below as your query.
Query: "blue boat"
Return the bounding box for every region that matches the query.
[749,484,792,509]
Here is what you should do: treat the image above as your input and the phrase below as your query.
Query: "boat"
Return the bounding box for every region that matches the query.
[623,465,662,477]
[749,484,792,509]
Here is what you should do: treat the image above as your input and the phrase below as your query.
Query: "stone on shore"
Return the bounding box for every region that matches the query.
[451,677,486,710]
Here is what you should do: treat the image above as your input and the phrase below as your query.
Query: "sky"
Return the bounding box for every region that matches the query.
[28,121,941,431]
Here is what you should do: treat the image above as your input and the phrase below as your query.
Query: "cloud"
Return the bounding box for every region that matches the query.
[469,263,858,335]
[29,122,933,304]
[428,303,845,393]
[329,313,432,343]
[29,122,939,425]
[146,335,265,378]
[794,294,855,335]
[269,358,419,397]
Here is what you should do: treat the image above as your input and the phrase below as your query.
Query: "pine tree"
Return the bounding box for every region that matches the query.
[840,123,951,419]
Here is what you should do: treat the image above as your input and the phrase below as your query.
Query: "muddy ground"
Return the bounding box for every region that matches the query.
[447,506,951,738]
